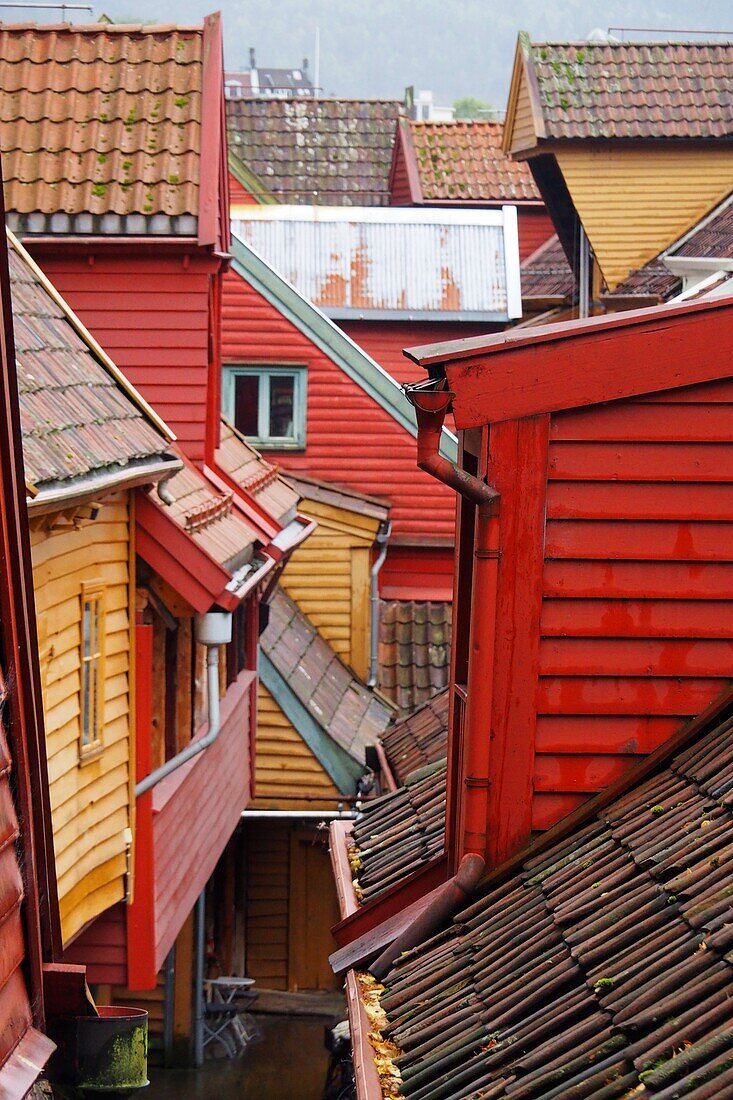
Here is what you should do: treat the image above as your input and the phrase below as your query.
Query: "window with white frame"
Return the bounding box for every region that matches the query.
[223,366,306,449]
[80,582,105,756]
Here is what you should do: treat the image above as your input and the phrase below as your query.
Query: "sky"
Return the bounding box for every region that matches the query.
[28,0,733,107]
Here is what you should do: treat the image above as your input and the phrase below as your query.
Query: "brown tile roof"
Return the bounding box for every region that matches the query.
[154,455,262,570]
[409,120,540,203]
[605,257,681,301]
[524,40,733,141]
[11,234,170,490]
[674,192,733,260]
[520,233,575,300]
[216,420,300,526]
[381,690,449,786]
[349,760,446,904]
[226,98,402,206]
[0,22,206,232]
[379,600,451,714]
[261,588,393,765]
[364,695,733,1098]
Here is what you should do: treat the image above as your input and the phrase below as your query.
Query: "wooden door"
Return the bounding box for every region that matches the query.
[287,827,341,991]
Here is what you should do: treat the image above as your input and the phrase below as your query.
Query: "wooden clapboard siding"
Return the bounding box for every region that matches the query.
[532,377,733,832]
[31,494,133,944]
[253,683,341,810]
[555,145,733,290]
[280,495,380,679]
[244,822,289,989]
[506,59,539,155]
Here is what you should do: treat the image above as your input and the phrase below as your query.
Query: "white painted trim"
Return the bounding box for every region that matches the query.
[502,204,523,319]
[234,204,509,226]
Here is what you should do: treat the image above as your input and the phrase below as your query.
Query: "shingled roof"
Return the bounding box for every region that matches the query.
[349,760,446,905]
[0,17,225,240]
[226,98,402,205]
[519,39,733,142]
[406,120,541,203]
[360,693,733,1100]
[379,601,451,714]
[261,588,393,776]
[520,233,575,302]
[381,690,449,785]
[11,232,172,493]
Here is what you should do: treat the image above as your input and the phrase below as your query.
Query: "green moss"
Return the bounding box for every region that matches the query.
[651,805,666,815]
[92,182,107,197]
[174,96,190,109]
[594,977,615,991]
[168,174,180,186]
[96,152,107,164]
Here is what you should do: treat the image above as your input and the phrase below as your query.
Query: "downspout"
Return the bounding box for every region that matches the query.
[135,611,232,797]
[367,519,392,688]
[403,379,500,862]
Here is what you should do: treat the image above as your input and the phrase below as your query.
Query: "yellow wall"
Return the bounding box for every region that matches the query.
[556,146,733,290]
[506,58,538,155]
[253,682,341,810]
[280,496,380,680]
[32,493,133,943]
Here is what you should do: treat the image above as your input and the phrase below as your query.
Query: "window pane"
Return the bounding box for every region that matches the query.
[82,663,90,745]
[269,375,295,438]
[233,375,260,437]
[83,601,91,659]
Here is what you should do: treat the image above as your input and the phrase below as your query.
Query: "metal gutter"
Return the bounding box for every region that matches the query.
[329,819,360,921]
[27,456,183,516]
[367,520,391,688]
[345,971,383,1100]
[229,233,458,462]
[243,809,356,819]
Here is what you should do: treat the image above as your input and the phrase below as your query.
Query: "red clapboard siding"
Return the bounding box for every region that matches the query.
[27,250,216,462]
[340,320,501,389]
[530,380,733,831]
[380,544,454,600]
[517,208,555,261]
[222,268,457,545]
[152,670,253,972]
[64,903,127,986]
[228,170,259,205]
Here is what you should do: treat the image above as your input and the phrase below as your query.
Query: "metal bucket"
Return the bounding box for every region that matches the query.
[47,1005,149,1093]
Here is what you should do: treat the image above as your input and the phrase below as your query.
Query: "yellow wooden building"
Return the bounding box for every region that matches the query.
[504,36,733,293]
[242,480,393,990]
[11,230,178,945]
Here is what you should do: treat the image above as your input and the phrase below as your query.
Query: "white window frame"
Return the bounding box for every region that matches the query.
[223,365,306,449]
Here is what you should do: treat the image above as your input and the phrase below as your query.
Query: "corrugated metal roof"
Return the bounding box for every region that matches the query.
[232,206,522,320]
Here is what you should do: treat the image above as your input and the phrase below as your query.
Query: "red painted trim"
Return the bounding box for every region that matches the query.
[389,119,423,205]
[331,853,448,949]
[329,820,359,920]
[484,415,549,865]
[199,12,226,250]
[126,622,157,990]
[135,491,237,613]
[246,595,259,795]
[345,971,383,1100]
[433,297,733,428]
[205,273,223,465]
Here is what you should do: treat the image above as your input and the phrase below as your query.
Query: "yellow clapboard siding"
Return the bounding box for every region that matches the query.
[255,683,341,804]
[556,146,733,290]
[506,56,539,154]
[32,495,132,946]
[280,494,381,675]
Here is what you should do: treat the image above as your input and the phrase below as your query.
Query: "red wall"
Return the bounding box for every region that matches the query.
[222,267,457,546]
[517,208,555,261]
[27,247,218,463]
[64,904,127,986]
[228,170,259,205]
[340,320,501,389]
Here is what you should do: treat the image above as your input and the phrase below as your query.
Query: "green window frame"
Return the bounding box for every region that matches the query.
[222,365,306,449]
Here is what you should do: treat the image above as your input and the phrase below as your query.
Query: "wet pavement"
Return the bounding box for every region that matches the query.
[148,1012,338,1099]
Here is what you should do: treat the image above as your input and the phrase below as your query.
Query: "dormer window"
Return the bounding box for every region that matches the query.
[223,365,306,449]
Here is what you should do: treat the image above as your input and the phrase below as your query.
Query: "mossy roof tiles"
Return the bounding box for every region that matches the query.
[409,120,540,203]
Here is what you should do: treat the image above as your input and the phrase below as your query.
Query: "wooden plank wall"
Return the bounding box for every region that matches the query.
[244,821,289,990]
[32,494,132,943]
[556,146,733,290]
[253,682,341,810]
[280,495,379,679]
[534,376,733,830]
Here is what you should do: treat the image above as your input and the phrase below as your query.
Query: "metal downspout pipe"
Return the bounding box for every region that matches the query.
[135,612,232,797]
[403,380,500,861]
[367,520,392,688]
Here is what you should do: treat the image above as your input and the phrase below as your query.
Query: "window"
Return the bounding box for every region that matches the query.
[80,583,105,756]
[223,366,306,449]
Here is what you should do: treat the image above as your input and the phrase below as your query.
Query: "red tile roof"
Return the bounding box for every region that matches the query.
[381,690,449,785]
[226,98,401,206]
[379,600,451,714]
[524,39,733,141]
[11,233,171,490]
[0,20,217,233]
[362,693,733,1097]
[409,120,541,203]
[215,420,300,527]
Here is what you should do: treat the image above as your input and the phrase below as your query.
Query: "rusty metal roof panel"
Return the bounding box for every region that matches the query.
[363,699,733,1099]
[232,205,522,320]
[0,22,204,227]
[10,236,170,490]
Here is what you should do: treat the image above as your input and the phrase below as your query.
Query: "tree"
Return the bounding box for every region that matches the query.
[453,96,494,120]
